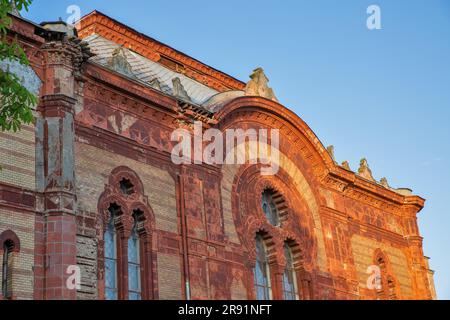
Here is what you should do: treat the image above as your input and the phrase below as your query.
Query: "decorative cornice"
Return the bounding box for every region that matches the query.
[84,63,178,115]
[323,168,425,215]
[77,10,246,92]
[41,36,94,73]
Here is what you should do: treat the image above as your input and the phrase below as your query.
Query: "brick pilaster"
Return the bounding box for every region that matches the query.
[34,31,91,300]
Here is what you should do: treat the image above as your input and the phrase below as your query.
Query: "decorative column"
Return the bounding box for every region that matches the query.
[116,218,131,300]
[270,262,285,300]
[402,201,432,300]
[35,26,92,300]
[296,269,313,300]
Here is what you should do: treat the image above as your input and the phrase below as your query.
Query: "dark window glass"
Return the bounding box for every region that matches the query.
[262,190,279,226]
[119,178,134,195]
[2,241,13,299]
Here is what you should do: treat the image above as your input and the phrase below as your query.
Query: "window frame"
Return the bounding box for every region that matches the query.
[104,213,119,300]
[253,235,272,300]
[2,242,11,299]
[282,244,299,300]
[127,218,142,300]
[261,190,280,227]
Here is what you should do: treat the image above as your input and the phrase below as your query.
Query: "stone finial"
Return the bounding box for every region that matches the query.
[108,46,133,76]
[326,145,336,162]
[341,161,351,171]
[172,77,191,101]
[358,158,375,181]
[245,68,278,102]
[148,78,162,91]
[380,177,390,188]
[10,1,20,16]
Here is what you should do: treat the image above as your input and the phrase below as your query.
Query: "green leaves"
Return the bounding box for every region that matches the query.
[0,0,36,132]
[0,68,36,132]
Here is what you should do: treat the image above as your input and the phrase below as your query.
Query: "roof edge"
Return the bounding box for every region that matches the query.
[77,10,246,93]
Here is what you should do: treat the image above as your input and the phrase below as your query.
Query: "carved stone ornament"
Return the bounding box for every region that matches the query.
[245,68,278,102]
[327,145,336,162]
[148,78,162,91]
[108,46,133,77]
[172,77,191,101]
[380,177,390,188]
[358,158,375,181]
[10,2,20,16]
[341,161,351,171]
[41,36,94,74]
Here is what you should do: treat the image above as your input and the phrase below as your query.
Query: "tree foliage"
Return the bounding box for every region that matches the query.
[0,0,36,132]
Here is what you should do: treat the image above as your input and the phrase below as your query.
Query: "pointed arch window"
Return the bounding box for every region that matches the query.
[128,216,141,300]
[99,167,156,300]
[282,244,299,300]
[254,234,272,300]
[2,240,13,299]
[104,205,119,300]
[261,190,279,226]
[374,251,398,300]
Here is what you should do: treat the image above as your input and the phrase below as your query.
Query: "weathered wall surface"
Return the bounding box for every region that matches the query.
[0,125,36,190]
[74,141,180,299]
[0,123,36,301]
[0,13,435,301]
[350,235,413,298]
[0,208,35,300]
[0,91,37,301]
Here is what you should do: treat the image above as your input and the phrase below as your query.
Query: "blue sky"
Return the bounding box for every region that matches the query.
[22,0,450,299]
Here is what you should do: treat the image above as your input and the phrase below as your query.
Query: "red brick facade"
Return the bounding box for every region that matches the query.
[0,11,436,300]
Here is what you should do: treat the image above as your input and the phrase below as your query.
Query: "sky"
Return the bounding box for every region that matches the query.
[21,0,450,299]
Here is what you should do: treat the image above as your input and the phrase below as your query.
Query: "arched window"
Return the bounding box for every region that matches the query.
[128,216,141,300]
[261,190,279,226]
[104,205,119,300]
[119,178,135,195]
[282,244,299,300]
[99,167,156,300]
[374,250,398,300]
[2,240,13,299]
[254,234,272,300]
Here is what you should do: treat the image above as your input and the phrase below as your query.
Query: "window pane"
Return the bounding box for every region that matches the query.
[128,234,139,264]
[2,245,10,298]
[261,190,279,226]
[105,288,118,300]
[128,264,140,291]
[104,230,115,259]
[105,259,117,289]
[255,261,265,286]
[254,236,272,300]
[256,286,266,300]
[283,244,298,300]
[129,292,141,300]
[104,213,118,300]
[128,220,141,300]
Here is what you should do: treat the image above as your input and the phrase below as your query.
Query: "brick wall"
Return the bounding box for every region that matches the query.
[0,122,36,300]
[0,125,36,190]
[74,141,181,299]
[157,253,182,300]
[350,235,414,298]
[0,208,35,300]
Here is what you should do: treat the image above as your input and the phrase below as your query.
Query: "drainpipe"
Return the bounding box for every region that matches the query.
[178,169,191,300]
